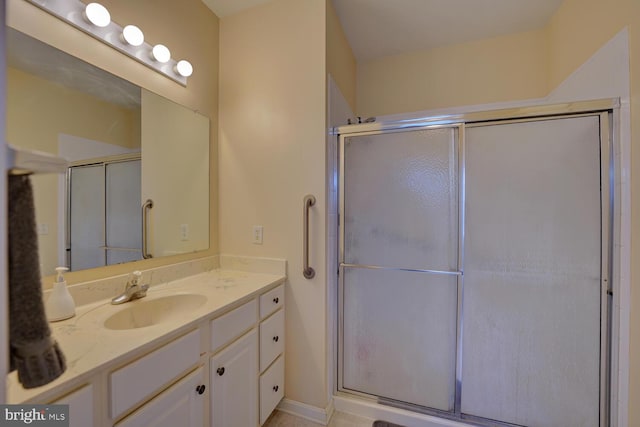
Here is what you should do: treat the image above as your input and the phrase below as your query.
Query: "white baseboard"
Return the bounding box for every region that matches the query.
[333,395,473,427]
[277,398,334,425]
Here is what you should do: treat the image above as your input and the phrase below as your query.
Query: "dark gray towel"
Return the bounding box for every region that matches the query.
[8,174,66,388]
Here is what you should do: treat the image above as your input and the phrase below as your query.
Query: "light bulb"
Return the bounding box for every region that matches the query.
[122,25,144,47]
[84,3,111,28]
[151,44,171,63]
[175,60,193,77]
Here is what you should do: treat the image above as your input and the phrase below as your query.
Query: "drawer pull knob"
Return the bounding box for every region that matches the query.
[217,367,225,376]
[273,336,279,342]
[273,297,279,304]
[273,385,279,392]
[196,384,206,395]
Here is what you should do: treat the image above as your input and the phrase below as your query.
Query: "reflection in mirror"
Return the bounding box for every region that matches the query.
[68,156,142,271]
[6,28,210,276]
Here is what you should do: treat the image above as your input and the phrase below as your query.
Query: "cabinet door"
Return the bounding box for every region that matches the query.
[115,367,205,427]
[51,384,93,427]
[211,329,258,427]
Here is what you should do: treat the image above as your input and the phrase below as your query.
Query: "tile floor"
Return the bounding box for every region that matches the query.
[263,410,374,427]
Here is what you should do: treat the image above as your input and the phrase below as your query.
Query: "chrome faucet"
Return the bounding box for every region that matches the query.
[111,271,149,305]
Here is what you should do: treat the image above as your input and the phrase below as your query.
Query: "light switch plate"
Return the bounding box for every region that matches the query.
[252,226,263,244]
[180,224,189,241]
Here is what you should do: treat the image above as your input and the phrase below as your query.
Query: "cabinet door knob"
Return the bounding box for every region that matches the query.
[273,297,279,304]
[196,384,206,395]
[217,367,225,376]
[273,335,279,342]
[273,385,279,392]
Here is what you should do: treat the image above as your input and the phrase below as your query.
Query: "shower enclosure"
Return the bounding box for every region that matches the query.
[337,102,613,427]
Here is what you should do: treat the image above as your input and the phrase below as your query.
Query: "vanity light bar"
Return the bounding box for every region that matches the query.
[24,0,192,86]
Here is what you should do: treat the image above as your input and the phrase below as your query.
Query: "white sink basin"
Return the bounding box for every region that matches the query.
[104,294,207,330]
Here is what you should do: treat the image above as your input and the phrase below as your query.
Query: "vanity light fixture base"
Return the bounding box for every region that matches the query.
[24,0,189,86]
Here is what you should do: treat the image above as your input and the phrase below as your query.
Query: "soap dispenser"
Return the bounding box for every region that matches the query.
[45,267,76,322]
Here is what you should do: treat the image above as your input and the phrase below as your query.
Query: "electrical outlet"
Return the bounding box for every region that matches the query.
[180,224,189,241]
[37,223,49,235]
[252,225,263,244]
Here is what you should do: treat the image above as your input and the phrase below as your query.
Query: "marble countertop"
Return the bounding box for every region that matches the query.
[8,268,285,404]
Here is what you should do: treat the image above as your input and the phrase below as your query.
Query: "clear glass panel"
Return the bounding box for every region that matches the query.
[462,116,602,427]
[342,267,457,411]
[343,127,458,271]
[106,160,142,265]
[70,165,105,270]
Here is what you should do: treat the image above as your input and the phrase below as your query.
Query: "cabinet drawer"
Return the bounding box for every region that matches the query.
[110,329,200,419]
[211,299,257,353]
[259,309,284,372]
[260,285,284,319]
[51,384,93,427]
[259,355,284,425]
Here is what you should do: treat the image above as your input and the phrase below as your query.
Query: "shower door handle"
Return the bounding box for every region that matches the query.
[303,194,316,279]
[142,199,153,259]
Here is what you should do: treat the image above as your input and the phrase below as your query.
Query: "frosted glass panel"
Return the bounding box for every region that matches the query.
[343,128,457,271]
[106,249,141,266]
[106,160,142,265]
[342,267,457,411]
[462,117,602,427]
[70,165,105,270]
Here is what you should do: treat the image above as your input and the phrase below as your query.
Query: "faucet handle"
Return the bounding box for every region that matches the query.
[132,270,142,283]
[124,271,143,292]
[131,272,148,297]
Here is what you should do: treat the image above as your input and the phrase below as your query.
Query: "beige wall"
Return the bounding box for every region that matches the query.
[546,1,639,424]
[6,67,138,276]
[218,0,328,409]
[6,0,219,285]
[326,0,356,112]
[357,28,549,117]
[547,0,633,90]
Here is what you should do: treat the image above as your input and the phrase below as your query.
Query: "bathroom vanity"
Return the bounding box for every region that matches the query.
[7,266,286,427]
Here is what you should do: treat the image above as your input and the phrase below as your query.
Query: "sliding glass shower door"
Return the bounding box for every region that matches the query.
[339,126,461,411]
[461,116,604,427]
[338,113,609,427]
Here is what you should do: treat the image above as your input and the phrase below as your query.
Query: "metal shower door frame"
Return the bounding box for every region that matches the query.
[336,100,617,427]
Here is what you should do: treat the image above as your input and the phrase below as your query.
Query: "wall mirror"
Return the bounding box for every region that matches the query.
[6,27,210,276]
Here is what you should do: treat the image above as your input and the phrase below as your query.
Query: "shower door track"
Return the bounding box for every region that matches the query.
[336,99,618,427]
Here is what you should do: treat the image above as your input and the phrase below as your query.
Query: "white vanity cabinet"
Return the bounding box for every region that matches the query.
[22,280,285,427]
